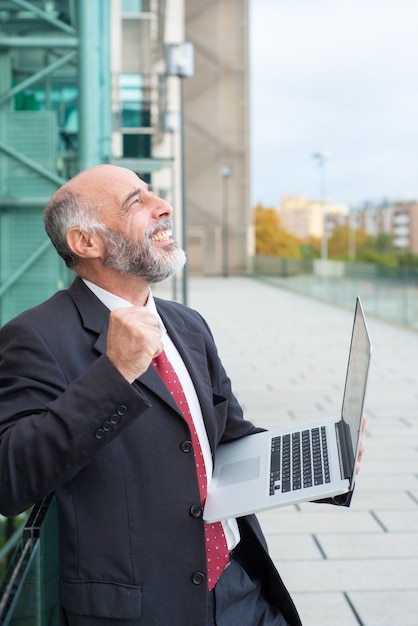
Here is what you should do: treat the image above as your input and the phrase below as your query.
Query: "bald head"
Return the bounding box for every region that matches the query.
[44,165,142,269]
[52,164,141,209]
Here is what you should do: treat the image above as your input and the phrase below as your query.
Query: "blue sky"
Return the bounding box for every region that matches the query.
[249,0,418,208]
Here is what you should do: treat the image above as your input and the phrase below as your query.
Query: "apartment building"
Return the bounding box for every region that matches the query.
[278,195,347,241]
[355,201,418,254]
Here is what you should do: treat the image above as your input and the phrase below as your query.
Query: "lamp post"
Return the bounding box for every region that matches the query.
[163,111,181,301]
[221,164,233,277]
[348,204,356,261]
[312,151,332,261]
[165,42,194,305]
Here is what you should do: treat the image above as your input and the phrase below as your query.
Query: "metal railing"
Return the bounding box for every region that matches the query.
[0,496,59,626]
[253,257,418,330]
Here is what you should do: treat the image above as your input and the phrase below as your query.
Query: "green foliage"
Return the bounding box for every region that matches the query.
[300,243,319,259]
[396,250,418,268]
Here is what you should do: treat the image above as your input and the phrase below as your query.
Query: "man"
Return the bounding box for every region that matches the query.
[0,165,362,625]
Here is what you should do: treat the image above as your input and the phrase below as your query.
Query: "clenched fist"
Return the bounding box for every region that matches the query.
[106,307,164,383]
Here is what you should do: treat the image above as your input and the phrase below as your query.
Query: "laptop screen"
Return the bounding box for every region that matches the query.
[341,298,372,482]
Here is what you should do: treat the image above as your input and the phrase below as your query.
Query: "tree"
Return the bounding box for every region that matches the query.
[327,226,369,260]
[254,204,301,258]
[327,225,350,259]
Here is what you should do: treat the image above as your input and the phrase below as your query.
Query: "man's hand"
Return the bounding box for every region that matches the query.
[106,307,163,383]
[355,417,366,475]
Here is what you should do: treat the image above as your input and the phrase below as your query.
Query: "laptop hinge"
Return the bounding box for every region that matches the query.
[335,419,355,481]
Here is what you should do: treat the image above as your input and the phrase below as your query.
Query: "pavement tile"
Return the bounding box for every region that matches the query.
[276,558,418,592]
[349,489,418,509]
[316,532,418,559]
[348,591,418,626]
[258,509,381,534]
[371,510,418,532]
[291,592,359,626]
[266,534,323,561]
[356,474,418,491]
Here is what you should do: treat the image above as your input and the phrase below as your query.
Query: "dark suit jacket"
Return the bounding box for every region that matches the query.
[0,277,302,626]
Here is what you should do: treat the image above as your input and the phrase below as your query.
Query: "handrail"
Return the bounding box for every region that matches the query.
[0,523,25,563]
[0,495,59,626]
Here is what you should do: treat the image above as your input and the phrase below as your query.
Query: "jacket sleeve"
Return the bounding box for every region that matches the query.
[0,318,152,517]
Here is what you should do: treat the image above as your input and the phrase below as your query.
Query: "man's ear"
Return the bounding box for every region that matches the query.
[66,227,103,260]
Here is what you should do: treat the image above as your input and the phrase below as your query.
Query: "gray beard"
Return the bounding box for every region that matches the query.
[100,223,186,283]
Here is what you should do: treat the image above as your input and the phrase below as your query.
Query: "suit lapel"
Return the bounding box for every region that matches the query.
[155,301,217,447]
[135,302,215,419]
[67,278,216,446]
[68,277,109,355]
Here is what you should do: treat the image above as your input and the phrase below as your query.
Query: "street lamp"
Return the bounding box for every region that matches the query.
[165,42,194,305]
[221,164,233,277]
[163,111,181,301]
[312,151,332,261]
[348,204,356,261]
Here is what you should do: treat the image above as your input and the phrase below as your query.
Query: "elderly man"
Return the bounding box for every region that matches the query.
[0,165,362,625]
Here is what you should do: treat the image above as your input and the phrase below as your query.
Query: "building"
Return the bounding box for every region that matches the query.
[184,0,250,275]
[354,200,418,254]
[278,195,347,241]
[0,0,250,323]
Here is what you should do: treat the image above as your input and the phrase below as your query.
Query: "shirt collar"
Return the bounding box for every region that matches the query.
[82,278,166,332]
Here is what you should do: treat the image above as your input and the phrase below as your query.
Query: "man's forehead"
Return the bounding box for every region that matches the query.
[71,165,141,190]
[67,166,148,204]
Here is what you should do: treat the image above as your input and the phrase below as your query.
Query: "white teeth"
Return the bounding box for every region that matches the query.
[150,229,172,242]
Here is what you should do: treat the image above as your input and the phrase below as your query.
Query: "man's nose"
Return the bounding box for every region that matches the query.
[151,195,172,218]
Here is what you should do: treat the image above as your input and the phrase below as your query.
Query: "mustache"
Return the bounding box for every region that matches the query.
[145,220,173,242]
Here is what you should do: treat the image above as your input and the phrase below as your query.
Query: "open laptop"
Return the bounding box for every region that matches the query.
[203,298,372,522]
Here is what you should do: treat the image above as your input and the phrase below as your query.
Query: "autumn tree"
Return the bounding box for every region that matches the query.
[254,204,301,258]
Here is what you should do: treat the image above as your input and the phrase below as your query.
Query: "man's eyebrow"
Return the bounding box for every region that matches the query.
[122,187,141,208]
[122,185,152,209]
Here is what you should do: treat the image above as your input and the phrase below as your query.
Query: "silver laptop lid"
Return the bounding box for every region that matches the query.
[340,297,372,486]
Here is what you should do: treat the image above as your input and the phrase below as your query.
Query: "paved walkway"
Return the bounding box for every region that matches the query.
[155,275,418,626]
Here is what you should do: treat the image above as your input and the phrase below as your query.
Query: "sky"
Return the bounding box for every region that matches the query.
[249,0,418,209]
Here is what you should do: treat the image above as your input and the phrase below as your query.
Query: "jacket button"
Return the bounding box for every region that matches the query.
[103,421,112,432]
[192,572,205,585]
[95,428,105,440]
[180,440,193,453]
[116,405,127,416]
[190,505,202,518]
[110,413,121,425]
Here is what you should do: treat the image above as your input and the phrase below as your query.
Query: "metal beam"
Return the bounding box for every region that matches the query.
[0,37,78,48]
[0,239,52,298]
[9,0,77,35]
[0,51,77,106]
[78,0,110,169]
[0,140,65,186]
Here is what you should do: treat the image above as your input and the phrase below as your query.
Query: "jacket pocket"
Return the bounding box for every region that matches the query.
[60,579,142,618]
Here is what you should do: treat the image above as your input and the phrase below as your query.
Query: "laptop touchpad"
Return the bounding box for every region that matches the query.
[217,457,260,487]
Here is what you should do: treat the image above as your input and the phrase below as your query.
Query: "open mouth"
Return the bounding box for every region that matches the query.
[149,229,172,243]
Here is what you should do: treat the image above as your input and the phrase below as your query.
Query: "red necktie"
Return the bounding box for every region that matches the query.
[152,350,230,590]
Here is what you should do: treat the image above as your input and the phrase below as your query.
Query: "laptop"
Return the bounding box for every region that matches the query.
[203,298,372,522]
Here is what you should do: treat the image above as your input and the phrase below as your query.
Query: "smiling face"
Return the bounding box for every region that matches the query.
[68,165,186,283]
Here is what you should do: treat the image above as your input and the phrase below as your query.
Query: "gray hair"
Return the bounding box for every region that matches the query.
[44,191,104,269]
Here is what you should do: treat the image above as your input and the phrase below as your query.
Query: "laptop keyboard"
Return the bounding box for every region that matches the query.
[269,427,331,495]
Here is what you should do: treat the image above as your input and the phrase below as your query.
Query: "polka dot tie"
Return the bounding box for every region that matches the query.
[152,351,230,590]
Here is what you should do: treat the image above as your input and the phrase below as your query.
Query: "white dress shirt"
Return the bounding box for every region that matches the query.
[82,279,239,550]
